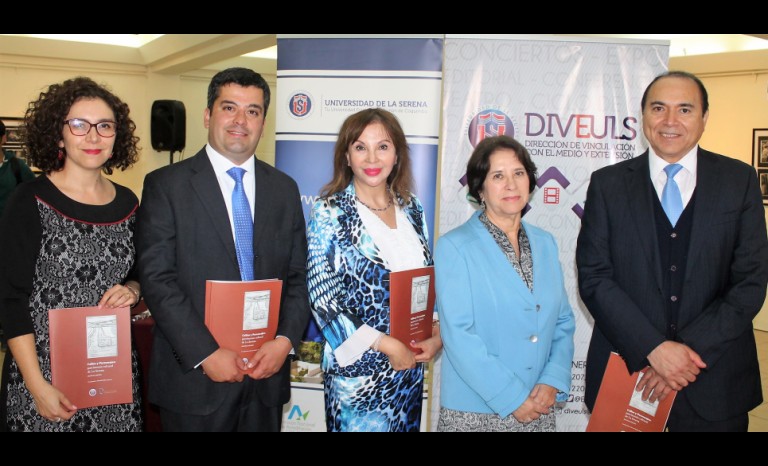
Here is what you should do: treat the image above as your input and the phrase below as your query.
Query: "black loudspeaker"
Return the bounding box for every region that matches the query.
[151,100,186,152]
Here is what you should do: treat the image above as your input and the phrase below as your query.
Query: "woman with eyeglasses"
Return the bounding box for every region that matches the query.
[0,77,143,431]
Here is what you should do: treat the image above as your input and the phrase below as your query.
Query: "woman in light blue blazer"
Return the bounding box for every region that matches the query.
[436,135,575,432]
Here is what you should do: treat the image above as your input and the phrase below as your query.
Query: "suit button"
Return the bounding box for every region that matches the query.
[671,233,678,238]
[670,265,677,272]
[671,296,678,302]
[529,335,538,343]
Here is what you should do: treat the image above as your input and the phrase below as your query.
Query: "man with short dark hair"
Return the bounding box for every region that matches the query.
[138,68,309,431]
[577,71,768,431]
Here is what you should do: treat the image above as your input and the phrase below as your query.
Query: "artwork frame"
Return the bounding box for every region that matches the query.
[753,128,768,205]
[759,169,768,204]
[2,116,27,164]
[1,116,24,146]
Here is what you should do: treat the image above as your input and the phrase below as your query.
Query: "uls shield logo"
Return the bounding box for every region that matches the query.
[290,94,311,118]
[467,110,515,147]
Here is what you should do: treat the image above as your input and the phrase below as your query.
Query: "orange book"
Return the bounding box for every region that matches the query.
[586,352,677,432]
[205,280,282,361]
[48,306,133,409]
[389,266,435,354]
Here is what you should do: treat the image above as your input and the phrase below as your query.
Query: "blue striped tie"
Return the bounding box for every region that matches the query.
[662,164,684,227]
[227,167,254,281]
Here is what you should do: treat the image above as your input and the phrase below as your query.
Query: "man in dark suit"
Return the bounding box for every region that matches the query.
[137,68,309,431]
[577,71,768,431]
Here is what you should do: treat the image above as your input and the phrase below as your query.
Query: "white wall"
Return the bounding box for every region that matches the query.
[0,55,276,199]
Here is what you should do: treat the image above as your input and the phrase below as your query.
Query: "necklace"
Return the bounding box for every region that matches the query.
[355,195,393,212]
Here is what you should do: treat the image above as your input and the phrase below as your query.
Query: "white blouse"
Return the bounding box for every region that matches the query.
[356,202,426,272]
[333,202,428,367]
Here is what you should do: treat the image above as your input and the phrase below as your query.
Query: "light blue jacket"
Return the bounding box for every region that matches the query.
[436,211,575,418]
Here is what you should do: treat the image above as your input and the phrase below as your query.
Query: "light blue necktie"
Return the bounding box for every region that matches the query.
[662,164,684,227]
[227,167,254,281]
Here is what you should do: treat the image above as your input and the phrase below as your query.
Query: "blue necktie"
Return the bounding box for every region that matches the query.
[662,164,684,227]
[227,167,254,281]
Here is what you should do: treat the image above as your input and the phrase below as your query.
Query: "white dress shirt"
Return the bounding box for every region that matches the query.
[206,144,256,239]
[648,145,698,209]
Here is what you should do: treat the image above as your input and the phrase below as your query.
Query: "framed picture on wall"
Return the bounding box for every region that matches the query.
[759,169,768,203]
[755,128,768,167]
[1,116,24,146]
[754,129,768,206]
[1,116,37,173]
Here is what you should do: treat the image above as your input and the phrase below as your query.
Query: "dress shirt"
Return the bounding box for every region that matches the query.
[206,144,255,240]
[649,145,698,209]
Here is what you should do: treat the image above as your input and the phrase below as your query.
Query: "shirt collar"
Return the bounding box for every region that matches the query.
[205,143,255,176]
[648,144,698,179]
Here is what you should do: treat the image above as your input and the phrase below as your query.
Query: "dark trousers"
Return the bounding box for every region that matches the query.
[667,389,749,432]
[160,379,282,432]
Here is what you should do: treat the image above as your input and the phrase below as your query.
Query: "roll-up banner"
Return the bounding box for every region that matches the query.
[438,35,668,431]
[276,35,443,432]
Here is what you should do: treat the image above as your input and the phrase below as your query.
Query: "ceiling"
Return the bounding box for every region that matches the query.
[0,34,278,74]
[1,34,767,76]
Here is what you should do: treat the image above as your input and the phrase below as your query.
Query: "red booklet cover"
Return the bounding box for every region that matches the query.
[48,306,133,409]
[586,352,677,432]
[389,266,435,353]
[205,280,282,361]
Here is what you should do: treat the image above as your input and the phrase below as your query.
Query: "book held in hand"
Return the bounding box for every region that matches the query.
[586,352,677,432]
[389,266,435,353]
[49,306,133,409]
[205,279,282,360]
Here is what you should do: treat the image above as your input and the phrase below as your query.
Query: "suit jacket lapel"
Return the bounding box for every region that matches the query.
[403,197,432,266]
[625,152,663,290]
[189,151,239,271]
[684,149,718,283]
[336,184,384,266]
[472,214,534,303]
[525,222,544,299]
[251,161,270,250]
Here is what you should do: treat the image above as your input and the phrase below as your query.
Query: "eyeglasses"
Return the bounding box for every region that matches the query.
[63,119,117,138]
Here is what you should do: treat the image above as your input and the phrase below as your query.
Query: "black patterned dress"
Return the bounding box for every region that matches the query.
[0,176,142,432]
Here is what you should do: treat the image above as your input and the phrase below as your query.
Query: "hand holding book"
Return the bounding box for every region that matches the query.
[204,279,282,367]
[388,266,435,354]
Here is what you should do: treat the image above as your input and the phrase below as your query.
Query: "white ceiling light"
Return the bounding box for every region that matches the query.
[242,45,277,60]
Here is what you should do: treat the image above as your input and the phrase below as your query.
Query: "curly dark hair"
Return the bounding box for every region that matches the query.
[23,77,140,175]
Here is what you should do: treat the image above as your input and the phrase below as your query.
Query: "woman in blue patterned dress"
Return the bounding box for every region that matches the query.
[307,108,442,432]
[0,77,143,431]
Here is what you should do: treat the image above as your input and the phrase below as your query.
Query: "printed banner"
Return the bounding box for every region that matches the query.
[438,35,668,431]
[276,35,443,431]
